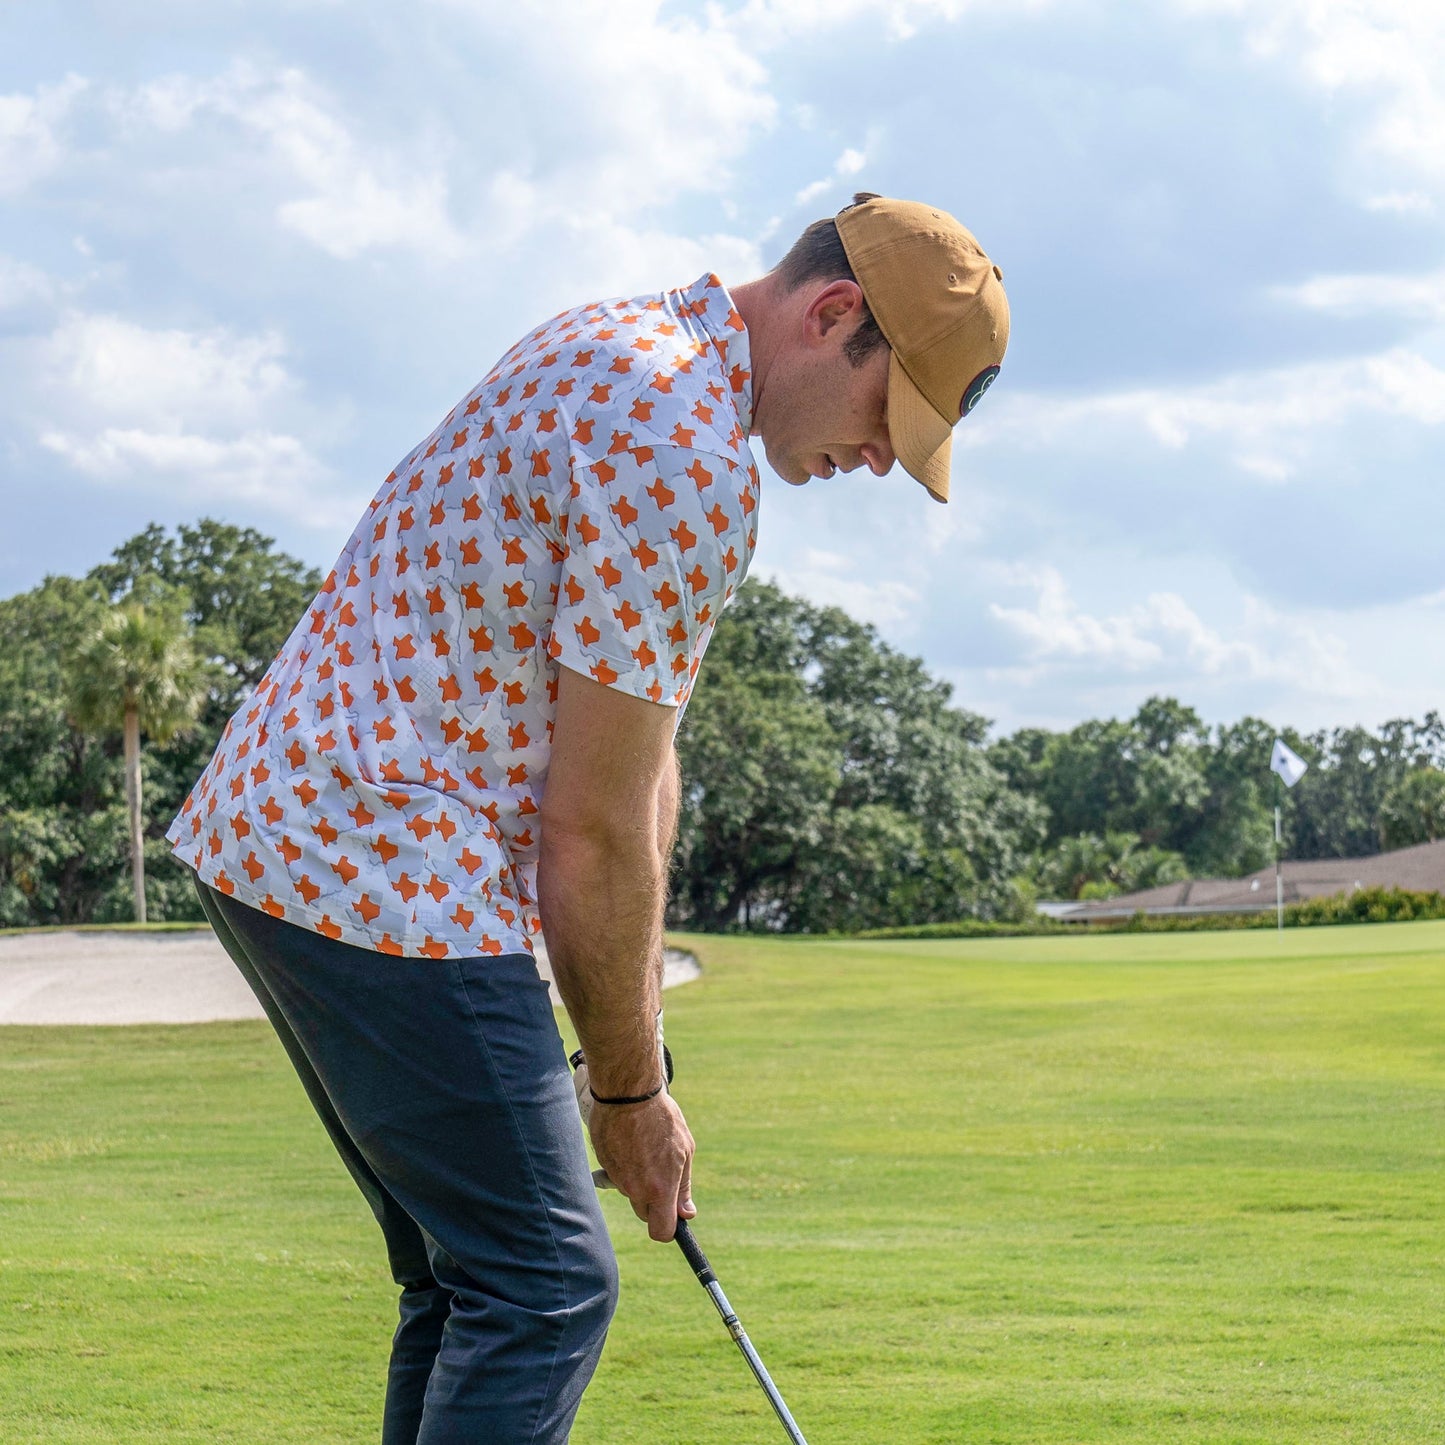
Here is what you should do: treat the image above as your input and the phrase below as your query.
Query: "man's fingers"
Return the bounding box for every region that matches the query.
[628,1170,685,1240]
[588,1092,694,1241]
[617,1166,687,1240]
[647,1198,678,1242]
[678,1151,696,1220]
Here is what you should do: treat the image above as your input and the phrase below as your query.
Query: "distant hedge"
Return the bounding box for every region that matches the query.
[1109,886,1445,931]
[844,918,1068,941]
[1283,885,1445,926]
[845,886,1445,940]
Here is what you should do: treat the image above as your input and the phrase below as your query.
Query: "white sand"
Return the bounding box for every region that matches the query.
[0,928,699,1025]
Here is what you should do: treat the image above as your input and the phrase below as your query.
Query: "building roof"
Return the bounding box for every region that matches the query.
[1055,837,1445,921]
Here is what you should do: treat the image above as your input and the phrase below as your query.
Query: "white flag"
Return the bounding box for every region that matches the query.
[1270,738,1308,788]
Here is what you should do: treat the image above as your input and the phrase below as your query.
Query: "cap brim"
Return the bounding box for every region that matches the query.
[886,350,952,503]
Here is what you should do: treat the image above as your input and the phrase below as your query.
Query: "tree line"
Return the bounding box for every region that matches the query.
[3,520,1442,932]
[989,700,1445,905]
[0,523,321,927]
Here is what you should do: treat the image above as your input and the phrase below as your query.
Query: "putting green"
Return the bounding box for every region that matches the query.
[2,922,1442,1442]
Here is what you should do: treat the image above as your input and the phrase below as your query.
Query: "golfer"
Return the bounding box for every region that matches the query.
[169,192,1009,1443]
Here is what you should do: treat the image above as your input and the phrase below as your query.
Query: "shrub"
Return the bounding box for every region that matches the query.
[1287,885,1445,926]
[836,886,1445,939]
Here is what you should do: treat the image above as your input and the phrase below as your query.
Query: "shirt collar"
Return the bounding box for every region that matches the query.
[673,272,754,438]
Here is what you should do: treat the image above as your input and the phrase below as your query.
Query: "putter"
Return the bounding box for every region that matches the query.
[570,1050,811,1444]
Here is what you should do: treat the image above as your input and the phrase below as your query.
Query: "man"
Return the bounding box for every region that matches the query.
[168,192,1009,1442]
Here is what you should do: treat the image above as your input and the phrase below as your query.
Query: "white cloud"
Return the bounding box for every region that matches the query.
[0,256,55,312]
[728,0,1002,45]
[0,75,86,195]
[1364,190,1435,214]
[427,1,776,213]
[764,547,922,630]
[33,311,341,522]
[39,427,338,522]
[543,221,765,303]
[120,65,466,261]
[989,565,1163,670]
[45,313,292,430]
[987,564,1368,696]
[1232,451,1295,483]
[1276,266,1445,322]
[794,145,873,207]
[1182,0,1445,196]
[1366,350,1445,424]
[409,5,777,295]
[235,77,464,261]
[117,15,776,267]
[971,346,1445,478]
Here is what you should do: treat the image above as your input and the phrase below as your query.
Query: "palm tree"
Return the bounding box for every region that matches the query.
[1039,830,1189,900]
[67,583,206,922]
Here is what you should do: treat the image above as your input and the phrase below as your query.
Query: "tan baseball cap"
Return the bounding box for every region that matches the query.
[836,196,1010,503]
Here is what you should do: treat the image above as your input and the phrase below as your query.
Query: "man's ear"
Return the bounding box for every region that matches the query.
[801,278,867,344]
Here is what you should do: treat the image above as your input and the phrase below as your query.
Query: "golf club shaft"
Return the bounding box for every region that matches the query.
[674,1219,810,1445]
[571,1057,809,1442]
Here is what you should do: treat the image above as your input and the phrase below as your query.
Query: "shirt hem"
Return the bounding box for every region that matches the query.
[169,838,537,961]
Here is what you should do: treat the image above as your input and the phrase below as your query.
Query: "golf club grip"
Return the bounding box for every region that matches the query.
[673,1218,717,1286]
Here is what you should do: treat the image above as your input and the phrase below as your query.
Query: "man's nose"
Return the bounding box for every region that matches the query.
[861,434,896,476]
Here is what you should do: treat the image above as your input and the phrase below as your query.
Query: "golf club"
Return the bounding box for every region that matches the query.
[570,1049,811,1444]
[672,1215,811,1445]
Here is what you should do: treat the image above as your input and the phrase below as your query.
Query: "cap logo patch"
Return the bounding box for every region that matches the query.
[960,365,999,419]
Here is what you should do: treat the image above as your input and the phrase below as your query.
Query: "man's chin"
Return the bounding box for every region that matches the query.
[759,442,810,487]
[772,455,815,487]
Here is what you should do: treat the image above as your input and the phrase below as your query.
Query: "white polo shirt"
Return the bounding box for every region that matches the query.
[168,273,758,958]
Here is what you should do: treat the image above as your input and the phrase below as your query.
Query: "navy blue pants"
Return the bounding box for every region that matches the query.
[195,880,618,1444]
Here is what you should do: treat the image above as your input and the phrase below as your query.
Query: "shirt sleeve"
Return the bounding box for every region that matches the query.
[551,445,750,707]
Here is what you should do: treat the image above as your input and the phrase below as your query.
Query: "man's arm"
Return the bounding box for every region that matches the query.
[537,663,694,1241]
[657,742,680,869]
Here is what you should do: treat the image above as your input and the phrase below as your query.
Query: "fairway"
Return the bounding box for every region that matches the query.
[3,925,1443,1443]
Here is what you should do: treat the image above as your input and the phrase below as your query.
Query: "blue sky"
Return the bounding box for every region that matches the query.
[3,0,1442,736]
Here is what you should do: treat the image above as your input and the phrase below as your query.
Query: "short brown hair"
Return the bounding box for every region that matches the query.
[773,192,887,366]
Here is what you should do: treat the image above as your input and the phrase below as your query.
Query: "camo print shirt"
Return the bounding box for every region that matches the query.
[167,273,758,959]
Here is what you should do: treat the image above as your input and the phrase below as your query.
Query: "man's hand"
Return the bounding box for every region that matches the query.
[587,1093,696,1242]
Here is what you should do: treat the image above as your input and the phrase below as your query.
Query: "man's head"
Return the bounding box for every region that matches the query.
[748,192,1009,503]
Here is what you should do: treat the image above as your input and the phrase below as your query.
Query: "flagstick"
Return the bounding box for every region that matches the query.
[1275,771,1283,933]
[1269,739,1308,932]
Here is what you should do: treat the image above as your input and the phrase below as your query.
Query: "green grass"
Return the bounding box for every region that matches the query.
[0,923,209,937]
[3,924,1444,1442]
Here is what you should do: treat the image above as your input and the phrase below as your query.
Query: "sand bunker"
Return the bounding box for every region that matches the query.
[0,929,699,1025]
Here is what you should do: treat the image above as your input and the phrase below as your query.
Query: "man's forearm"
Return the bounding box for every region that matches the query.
[657,745,680,863]
[539,753,678,1098]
